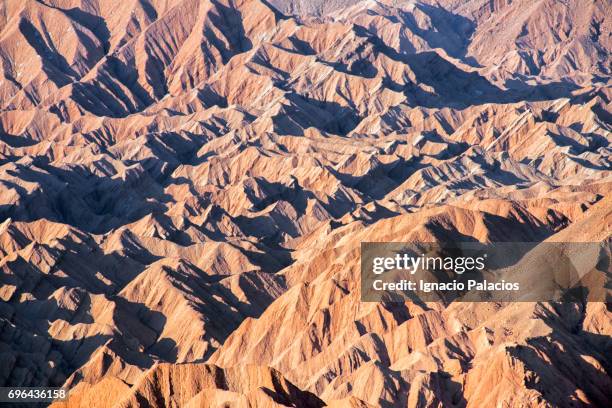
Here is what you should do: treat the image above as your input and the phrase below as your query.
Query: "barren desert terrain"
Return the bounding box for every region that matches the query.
[0,0,611,406]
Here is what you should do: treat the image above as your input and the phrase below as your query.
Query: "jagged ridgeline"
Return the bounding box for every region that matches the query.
[0,0,610,407]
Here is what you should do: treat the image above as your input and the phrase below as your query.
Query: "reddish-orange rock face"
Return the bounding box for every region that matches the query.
[0,0,610,407]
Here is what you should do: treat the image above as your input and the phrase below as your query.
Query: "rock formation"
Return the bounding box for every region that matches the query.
[0,0,609,406]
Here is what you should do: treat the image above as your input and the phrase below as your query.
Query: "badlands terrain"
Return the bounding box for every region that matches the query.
[0,0,611,406]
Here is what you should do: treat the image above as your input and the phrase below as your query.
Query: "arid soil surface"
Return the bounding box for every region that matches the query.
[0,0,610,406]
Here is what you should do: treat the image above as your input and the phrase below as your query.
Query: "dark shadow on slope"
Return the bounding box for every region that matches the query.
[65,56,157,117]
[0,132,38,148]
[4,297,163,388]
[243,244,293,273]
[64,8,111,53]
[152,265,287,360]
[520,304,612,407]
[18,19,76,88]
[234,177,357,240]
[324,58,379,79]
[397,2,476,64]
[53,298,165,379]
[273,93,362,136]
[104,56,156,109]
[144,52,169,100]
[7,130,210,228]
[591,102,612,125]
[0,318,69,389]
[352,25,580,109]
[568,156,611,172]
[208,0,254,63]
[286,35,316,56]
[111,296,176,361]
[250,177,306,212]
[139,0,159,21]
[69,81,134,118]
[34,1,111,54]
[468,153,528,185]
[0,161,173,234]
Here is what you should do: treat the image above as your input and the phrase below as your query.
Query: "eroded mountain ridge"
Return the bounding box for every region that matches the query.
[0,0,610,407]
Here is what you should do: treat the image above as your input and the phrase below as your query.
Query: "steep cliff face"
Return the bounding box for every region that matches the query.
[0,0,610,407]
